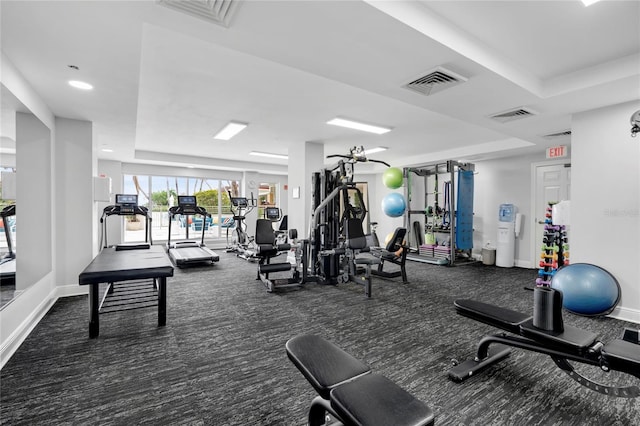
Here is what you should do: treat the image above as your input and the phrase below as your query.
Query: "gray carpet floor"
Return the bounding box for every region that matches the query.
[1,250,638,425]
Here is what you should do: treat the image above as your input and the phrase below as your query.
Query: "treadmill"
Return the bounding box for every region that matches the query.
[100,194,153,251]
[167,195,219,267]
[0,204,16,286]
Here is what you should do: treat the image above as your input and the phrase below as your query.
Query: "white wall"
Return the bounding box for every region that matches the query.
[472,154,539,267]
[95,160,123,251]
[572,101,640,323]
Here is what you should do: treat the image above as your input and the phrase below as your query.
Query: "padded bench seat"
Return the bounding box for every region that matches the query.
[519,319,598,356]
[286,334,371,399]
[331,373,434,426]
[602,339,640,377]
[454,299,532,334]
[287,334,434,425]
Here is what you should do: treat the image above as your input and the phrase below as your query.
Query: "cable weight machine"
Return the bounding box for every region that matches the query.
[297,146,386,294]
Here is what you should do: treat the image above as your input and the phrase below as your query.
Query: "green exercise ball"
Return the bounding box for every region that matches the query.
[382,167,403,189]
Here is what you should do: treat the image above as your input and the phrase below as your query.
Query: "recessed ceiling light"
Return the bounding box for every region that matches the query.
[249,151,288,160]
[68,80,93,90]
[213,121,248,140]
[327,117,392,135]
[363,147,388,155]
[581,0,601,6]
[101,148,114,153]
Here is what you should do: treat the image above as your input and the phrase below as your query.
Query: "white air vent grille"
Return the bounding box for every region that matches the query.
[157,0,239,27]
[490,107,537,123]
[543,130,572,139]
[403,67,467,96]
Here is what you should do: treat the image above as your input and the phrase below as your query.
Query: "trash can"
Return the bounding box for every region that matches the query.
[482,247,496,265]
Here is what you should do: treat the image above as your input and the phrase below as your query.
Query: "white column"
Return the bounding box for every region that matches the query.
[54,117,93,286]
[288,141,324,238]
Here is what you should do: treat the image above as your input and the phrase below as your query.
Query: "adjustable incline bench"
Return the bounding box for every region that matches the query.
[286,334,435,426]
[449,288,640,397]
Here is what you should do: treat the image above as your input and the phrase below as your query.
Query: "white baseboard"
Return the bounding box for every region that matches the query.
[57,284,88,298]
[608,306,640,325]
[515,259,534,269]
[0,285,88,370]
[0,290,57,370]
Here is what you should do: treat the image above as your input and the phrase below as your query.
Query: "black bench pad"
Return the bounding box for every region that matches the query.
[602,339,640,377]
[331,373,434,426]
[286,335,371,399]
[519,319,598,355]
[454,299,531,334]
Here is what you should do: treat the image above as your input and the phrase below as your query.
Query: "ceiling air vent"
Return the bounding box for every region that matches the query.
[490,107,537,123]
[157,0,240,27]
[403,67,468,96]
[543,130,572,139]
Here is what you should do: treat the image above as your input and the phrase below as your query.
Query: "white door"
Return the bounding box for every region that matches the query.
[533,162,571,265]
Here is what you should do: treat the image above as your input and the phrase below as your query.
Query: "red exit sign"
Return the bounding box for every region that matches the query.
[546,145,568,159]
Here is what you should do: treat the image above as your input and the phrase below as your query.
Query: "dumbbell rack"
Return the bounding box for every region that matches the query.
[537,202,569,286]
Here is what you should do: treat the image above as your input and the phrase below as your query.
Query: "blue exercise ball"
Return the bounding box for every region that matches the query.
[381,192,406,218]
[550,263,620,316]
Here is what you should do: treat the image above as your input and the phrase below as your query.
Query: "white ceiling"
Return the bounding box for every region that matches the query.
[2,0,639,175]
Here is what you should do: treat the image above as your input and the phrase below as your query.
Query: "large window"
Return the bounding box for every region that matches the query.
[122,174,239,242]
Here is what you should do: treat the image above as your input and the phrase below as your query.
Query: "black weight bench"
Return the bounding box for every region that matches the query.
[450,296,640,397]
[286,334,434,426]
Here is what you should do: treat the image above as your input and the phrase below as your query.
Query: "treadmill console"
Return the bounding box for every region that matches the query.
[231,197,248,208]
[115,194,138,215]
[178,195,198,214]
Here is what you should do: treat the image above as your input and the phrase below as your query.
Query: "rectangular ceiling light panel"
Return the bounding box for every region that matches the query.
[213,121,248,140]
[327,118,392,134]
[363,147,388,155]
[249,151,288,160]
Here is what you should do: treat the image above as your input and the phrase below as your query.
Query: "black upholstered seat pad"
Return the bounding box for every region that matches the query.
[79,245,173,285]
[520,319,597,354]
[454,299,531,334]
[331,373,434,426]
[285,335,370,400]
[602,339,640,375]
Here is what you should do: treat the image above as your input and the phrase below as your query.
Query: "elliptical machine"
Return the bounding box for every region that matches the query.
[226,191,258,261]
